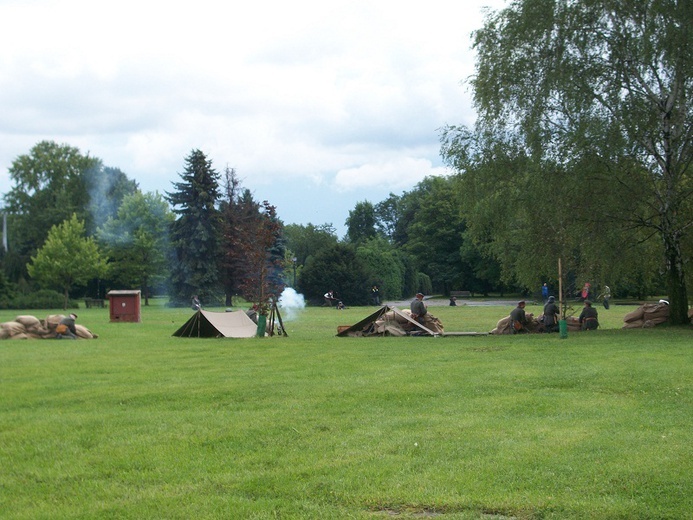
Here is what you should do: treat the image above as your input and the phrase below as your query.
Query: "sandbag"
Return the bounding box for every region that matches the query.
[9,333,29,340]
[422,314,444,334]
[623,308,645,322]
[44,314,64,331]
[15,315,41,329]
[490,316,512,335]
[2,321,26,337]
[622,320,644,329]
[642,303,669,320]
[74,324,95,339]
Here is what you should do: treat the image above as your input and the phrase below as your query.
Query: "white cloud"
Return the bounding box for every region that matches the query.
[333,157,449,192]
[0,0,507,234]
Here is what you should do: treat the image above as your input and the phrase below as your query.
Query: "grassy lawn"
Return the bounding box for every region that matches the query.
[1,301,691,519]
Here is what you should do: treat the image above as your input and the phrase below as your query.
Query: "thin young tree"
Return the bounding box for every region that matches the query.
[27,214,109,309]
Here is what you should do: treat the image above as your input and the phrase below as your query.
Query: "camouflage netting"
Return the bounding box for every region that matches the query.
[0,315,98,340]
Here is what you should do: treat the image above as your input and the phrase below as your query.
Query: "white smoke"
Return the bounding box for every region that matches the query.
[278,287,306,321]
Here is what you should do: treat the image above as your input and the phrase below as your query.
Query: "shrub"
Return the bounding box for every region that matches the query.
[5,290,79,310]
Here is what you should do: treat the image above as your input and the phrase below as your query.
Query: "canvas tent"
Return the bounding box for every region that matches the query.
[336,305,442,337]
[173,309,258,338]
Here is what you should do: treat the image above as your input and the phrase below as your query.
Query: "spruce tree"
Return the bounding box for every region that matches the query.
[166,150,223,306]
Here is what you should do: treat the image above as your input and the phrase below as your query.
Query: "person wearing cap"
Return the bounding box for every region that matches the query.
[56,313,78,339]
[510,301,529,333]
[542,295,560,333]
[579,300,599,330]
[410,292,427,324]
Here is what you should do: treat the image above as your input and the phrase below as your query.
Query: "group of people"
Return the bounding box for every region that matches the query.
[323,290,346,309]
[511,294,600,333]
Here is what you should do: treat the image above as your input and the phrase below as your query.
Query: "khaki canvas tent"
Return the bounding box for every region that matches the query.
[336,305,442,337]
[173,309,257,338]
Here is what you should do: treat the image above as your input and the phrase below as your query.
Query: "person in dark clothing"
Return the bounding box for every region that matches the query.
[56,313,78,339]
[324,290,336,307]
[579,300,599,330]
[371,286,381,305]
[542,296,560,332]
[410,292,427,324]
[449,296,457,306]
[510,301,529,333]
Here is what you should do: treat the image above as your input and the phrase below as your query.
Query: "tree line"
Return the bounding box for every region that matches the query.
[1,1,690,321]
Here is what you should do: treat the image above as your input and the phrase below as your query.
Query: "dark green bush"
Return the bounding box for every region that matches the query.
[3,290,79,310]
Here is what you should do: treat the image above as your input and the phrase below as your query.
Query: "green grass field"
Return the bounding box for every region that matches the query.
[1,301,692,519]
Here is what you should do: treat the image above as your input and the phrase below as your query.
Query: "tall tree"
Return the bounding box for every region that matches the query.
[300,243,370,305]
[3,141,100,273]
[403,177,468,294]
[282,223,338,266]
[98,191,174,305]
[86,166,139,232]
[2,141,138,282]
[228,199,285,311]
[166,150,223,306]
[27,214,108,309]
[345,201,378,244]
[454,0,692,323]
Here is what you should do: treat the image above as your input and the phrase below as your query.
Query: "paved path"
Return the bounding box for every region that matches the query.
[385,297,535,307]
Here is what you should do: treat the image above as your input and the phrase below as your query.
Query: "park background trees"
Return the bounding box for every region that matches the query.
[1,2,691,315]
[441,0,692,323]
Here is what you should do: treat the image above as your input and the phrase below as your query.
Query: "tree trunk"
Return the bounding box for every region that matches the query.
[663,236,689,325]
[63,286,69,310]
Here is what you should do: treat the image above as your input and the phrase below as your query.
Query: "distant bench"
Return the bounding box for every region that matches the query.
[450,291,472,298]
[84,298,106,308]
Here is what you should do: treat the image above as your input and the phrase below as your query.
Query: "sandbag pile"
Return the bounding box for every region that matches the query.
[0,314,97,340]
[622,302,670,329]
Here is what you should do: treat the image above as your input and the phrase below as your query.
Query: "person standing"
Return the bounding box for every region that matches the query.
[542,296,560,333]
[541,282,549,304]
[371,285,381,305]
[581,282,591,301]
[191,295,201,311]
[579,300,599,330]
[598,285,611,309]
[324,290,336,307]
[410,292,427,324]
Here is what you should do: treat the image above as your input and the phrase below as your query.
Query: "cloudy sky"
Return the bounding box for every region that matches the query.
[0,0,505,237]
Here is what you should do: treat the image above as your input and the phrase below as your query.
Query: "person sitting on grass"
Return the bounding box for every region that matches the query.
[542,296,560,333]
[510,301,529,333]
[579,300,599,330]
